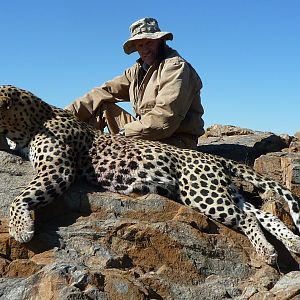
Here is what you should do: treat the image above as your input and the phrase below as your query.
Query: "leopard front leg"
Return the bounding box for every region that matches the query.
[9,197,34,243]
[9,163,76,243]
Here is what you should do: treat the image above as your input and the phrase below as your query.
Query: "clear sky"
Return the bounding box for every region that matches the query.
[1,0,299,135]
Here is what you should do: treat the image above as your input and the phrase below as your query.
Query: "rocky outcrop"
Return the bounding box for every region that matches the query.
[255,152,300,198]
[198,124,291,164]
[0,125,300,299]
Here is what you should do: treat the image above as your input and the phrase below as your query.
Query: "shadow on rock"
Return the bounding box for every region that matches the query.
[26,182,101,253]
[198,134,288,165]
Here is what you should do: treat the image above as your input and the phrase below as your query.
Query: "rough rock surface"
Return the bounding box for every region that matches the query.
[255,152,300,198]
[198,124,290,164]
[0,125,300,299]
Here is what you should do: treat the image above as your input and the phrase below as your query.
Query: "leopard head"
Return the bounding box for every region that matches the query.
[0,85,52,141]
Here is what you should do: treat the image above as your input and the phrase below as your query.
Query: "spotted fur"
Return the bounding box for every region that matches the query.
[1,85,300,264]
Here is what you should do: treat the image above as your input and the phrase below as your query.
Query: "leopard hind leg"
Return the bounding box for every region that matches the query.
[245,202,300,254]
[229,184,300,254]
[182,191,277,264]
[236,210,278,264]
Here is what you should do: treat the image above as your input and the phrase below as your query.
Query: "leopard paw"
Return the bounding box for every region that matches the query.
[9,204,35,243]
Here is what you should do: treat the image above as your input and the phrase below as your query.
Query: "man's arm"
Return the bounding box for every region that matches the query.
[65,69,132,121]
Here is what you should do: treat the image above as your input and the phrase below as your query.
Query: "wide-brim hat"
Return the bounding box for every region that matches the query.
[123,17,173,55]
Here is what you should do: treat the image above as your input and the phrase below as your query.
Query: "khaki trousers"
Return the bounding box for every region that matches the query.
[101,103,135,134]
[67,101,135,134]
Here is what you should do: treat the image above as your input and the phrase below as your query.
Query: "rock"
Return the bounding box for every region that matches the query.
[295,132,300,140]
[0,189,258,299]
[288,136,300,153]
[254,152,300,198]
[0,151,35,217]
[0,126,300,300]
[198,124,290,164]
[202,124,256,137]
[254,152,284,183]
[253,152,300,258]
[4,259,42,278]
[249,271,300,299]
[270,271,300,297]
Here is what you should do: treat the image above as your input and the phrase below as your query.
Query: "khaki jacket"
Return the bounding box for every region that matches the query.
[67,46,204,142]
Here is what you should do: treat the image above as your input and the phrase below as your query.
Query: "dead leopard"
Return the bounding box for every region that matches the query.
[1,85,300,265]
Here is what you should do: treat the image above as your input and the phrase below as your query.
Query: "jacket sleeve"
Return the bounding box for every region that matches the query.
[124,60,201,139]
[65,69,132,122]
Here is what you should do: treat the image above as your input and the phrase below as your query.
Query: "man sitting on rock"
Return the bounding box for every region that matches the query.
[65,17,205,150]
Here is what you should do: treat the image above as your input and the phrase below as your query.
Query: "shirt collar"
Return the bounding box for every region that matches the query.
[142,62,150,71]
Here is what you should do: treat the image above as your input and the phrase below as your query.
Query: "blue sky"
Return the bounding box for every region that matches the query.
[1,0,299,135]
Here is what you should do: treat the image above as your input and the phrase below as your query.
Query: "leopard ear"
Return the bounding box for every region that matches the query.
[0,96,12,110]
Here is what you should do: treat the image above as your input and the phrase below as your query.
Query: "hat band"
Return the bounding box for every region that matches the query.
[131,26,160,37]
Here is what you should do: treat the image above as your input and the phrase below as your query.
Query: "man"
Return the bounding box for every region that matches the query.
[66,17,204,150]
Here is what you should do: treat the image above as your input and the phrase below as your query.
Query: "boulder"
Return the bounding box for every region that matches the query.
[0,126,300,299]
[254,152,300,198]
[294,132,300,140]
[198,124,290,164]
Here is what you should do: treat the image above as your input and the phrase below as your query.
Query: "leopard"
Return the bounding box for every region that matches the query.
[1,85,300,265]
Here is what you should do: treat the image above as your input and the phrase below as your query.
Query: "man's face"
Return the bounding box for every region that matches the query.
[134,39,162,66]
